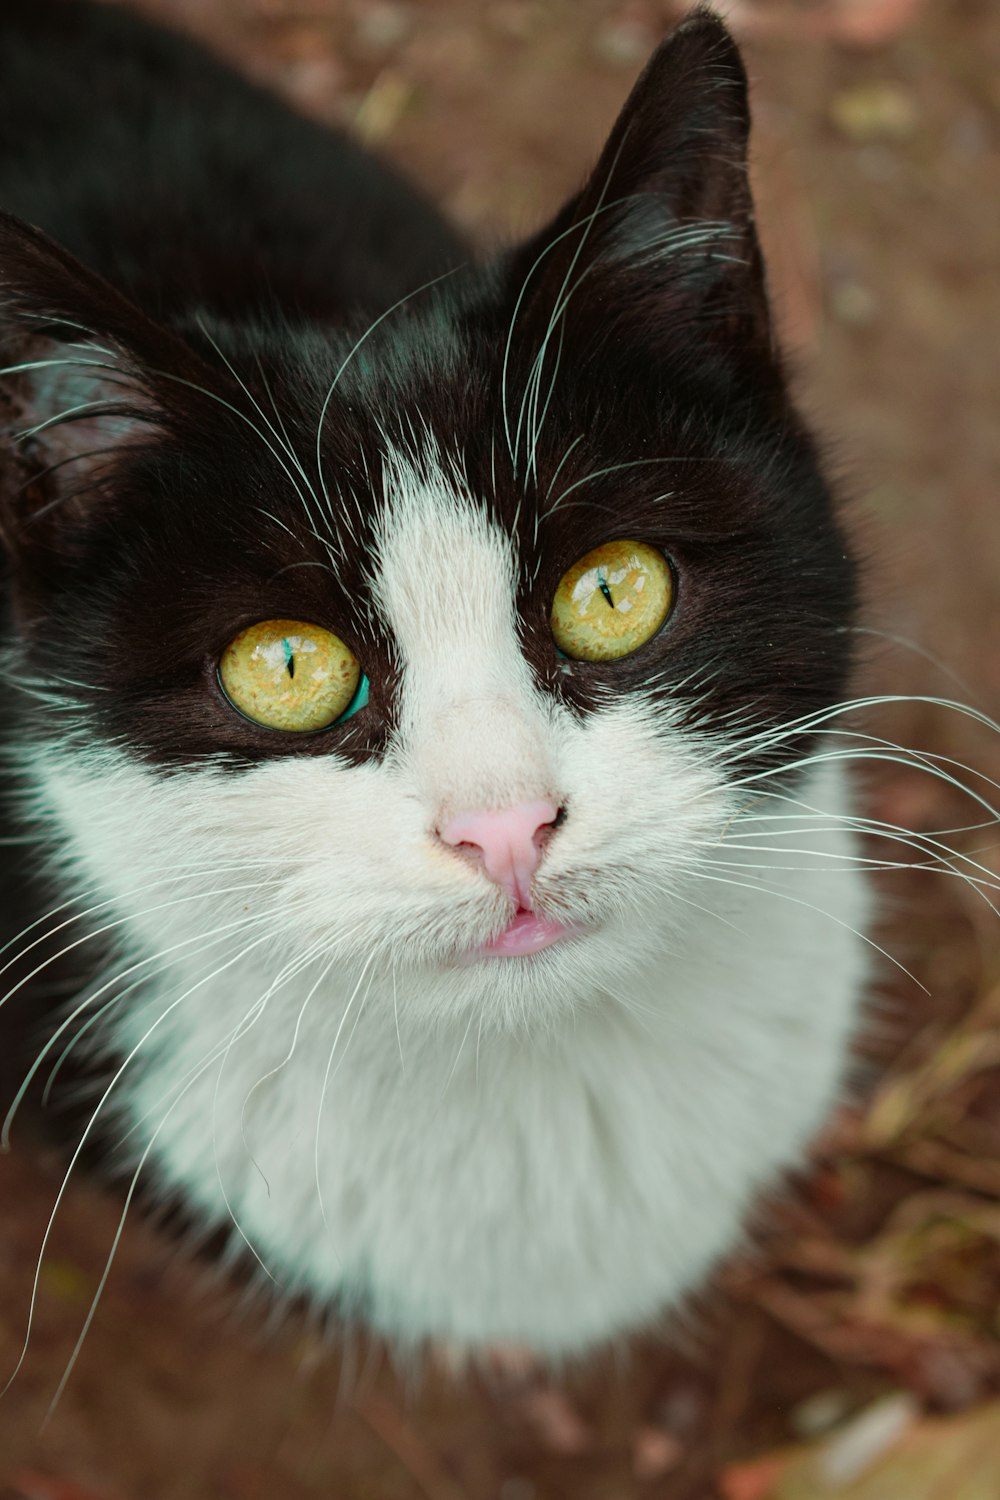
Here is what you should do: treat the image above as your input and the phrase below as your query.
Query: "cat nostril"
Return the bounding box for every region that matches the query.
[438,800,564,905]
[533,805,565,851]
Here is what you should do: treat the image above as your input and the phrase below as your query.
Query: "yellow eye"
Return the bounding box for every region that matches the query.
[550,540,674,662]
[219,619,362,732]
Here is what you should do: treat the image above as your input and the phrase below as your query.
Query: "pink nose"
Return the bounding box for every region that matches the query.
[439,800,560,908]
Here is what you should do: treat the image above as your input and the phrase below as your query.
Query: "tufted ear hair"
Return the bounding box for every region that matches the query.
[0,212,210,559]
[502,8,773,447]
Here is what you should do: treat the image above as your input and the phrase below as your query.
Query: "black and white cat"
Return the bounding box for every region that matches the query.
[0,0,870,1360]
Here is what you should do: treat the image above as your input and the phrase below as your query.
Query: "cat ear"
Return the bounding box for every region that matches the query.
[0,212,199,558]
[506,10,771,371]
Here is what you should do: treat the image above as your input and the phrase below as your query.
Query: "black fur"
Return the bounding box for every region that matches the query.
[0,0,464,321]
[0,0,855,792]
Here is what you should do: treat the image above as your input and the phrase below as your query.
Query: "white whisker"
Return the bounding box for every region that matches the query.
[313,953,378,1228]
[2,928,278,1403]
[691,868,927,992]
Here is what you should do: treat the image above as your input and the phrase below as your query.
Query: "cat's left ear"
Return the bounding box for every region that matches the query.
[505,9,771,365]
[0,212,208,562]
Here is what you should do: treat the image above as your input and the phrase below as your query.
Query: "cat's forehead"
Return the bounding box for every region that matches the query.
[368,441,553,717]
[371,445,519,663]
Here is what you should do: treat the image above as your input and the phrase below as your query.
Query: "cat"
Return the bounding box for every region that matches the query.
[0,0,871,1367]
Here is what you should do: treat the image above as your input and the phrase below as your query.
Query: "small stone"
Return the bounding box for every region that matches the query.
[633,1425,684,1479]
[914,1344,988,1411]
[790,1387,854,1437]
[830,278,879,326]
[354,2,412,53]
[592,20,655,68]
[281,56,343,116]
[516,1385,593,1453]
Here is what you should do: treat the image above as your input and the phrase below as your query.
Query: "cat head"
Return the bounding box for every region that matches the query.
[0,11,855,1032]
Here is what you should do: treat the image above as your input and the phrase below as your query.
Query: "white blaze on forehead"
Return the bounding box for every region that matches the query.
[371,447,523,686]
[370,445,558,815]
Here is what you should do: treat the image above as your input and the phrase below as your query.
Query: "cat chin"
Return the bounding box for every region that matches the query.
[402,926,647,1031]
[290,907,674,1034]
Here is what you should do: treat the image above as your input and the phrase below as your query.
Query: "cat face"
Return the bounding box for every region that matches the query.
[1,14,855,1032]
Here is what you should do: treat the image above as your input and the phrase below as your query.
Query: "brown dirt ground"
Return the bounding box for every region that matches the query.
[1,1,999,1496]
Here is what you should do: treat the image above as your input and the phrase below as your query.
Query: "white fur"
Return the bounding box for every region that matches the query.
[28,448,871,1357]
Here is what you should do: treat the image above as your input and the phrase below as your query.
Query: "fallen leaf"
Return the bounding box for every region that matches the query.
[818,1392,919,1486]
[830,83,918,142]
[724,1398,1000,1499]
[352,69,415,144]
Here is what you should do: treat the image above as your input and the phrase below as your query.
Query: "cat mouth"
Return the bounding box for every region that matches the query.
[473,905,583,959]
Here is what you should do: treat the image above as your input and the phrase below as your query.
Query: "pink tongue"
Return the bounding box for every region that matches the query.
[481,909,572,958]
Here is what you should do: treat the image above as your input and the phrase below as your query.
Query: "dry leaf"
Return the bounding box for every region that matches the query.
[830,83,918,142]
[727,1399,1000,1499]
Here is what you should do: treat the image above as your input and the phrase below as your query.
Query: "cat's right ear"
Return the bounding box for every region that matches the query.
[501,10,774,405]
[0,213,202,561]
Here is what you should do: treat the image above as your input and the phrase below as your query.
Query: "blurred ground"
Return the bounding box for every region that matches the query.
[1,1,999,1496]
